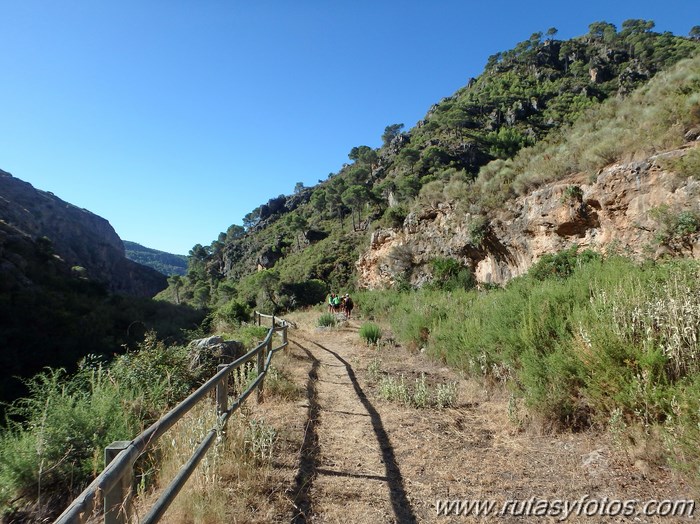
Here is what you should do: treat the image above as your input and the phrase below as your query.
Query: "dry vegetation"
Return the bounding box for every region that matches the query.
[142,309,695,523]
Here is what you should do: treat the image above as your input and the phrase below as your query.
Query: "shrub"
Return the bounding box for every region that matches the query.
[353,289,402,320]
[367,357,382,382]
[467,215,489,246]
[379,375,410,404]
[265,366,302,400]
[317,312,337,328]
[244,418,277,464]
[429,257,476,291]
[215,299,251,325]
[228,325,270,349]
[359,322,382,345]
[0,366,140,515]
[383,205,408,229]
[110,332,195,410]
[649,205,700,248]
[436,382,459,408]
[378,372,458,409]
[528,245,601,280]
[412,374,429,408]
[561,185,584,203]
[659,143,700,180]
[279,279,328,308]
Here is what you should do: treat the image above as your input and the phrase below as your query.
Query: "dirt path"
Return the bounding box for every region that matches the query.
[288,326,418,523]
[257,313,694,523]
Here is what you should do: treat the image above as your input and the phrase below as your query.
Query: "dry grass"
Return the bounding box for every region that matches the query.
[134,312,697,522]
[131,339,311,523]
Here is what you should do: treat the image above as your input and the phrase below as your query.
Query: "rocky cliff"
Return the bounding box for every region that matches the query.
[357,144,700,289]
[0,169,166,296]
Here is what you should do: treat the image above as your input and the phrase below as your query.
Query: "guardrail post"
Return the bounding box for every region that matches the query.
[104,441,133,524]
[256,342,265,403]
[216,364,228,418]
[256,311,261,326]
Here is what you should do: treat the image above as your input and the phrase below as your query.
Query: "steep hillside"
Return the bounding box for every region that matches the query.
[124,240,187,276]
[0,170,167,296]
[169,21,699,311]
[0,173,204,406]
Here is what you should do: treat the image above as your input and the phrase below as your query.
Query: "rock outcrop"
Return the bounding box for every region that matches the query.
[0,169,166,296]
[357,145,700,289]
[187,335,245,374]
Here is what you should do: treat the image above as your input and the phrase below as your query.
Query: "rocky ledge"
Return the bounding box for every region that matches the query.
[357,145,700,289]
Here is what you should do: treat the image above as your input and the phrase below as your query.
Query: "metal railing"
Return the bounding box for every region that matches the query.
[54,312,288,524]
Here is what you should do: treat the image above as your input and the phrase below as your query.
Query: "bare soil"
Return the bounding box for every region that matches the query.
[248,311,695,523]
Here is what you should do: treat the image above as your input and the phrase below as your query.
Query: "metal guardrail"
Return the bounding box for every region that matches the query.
[54,312,288,524]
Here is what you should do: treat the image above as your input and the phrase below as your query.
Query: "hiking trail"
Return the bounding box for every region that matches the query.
[247,312,691,523]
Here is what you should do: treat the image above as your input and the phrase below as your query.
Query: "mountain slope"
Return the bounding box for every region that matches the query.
[0,170,167,296]
[124,240,187,276]
[169,21,700,310]
[0,171,206,406]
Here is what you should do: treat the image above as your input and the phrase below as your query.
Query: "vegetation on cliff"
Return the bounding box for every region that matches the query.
[167,21,699,314]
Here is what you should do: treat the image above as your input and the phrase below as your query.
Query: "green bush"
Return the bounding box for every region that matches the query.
[215,299,251,325]
[383,205,408,228]
[528,245,601,280]
[353,289,403,320]
[378,372,458,409]
[222,324,270,350]
[265,366,302,400]
[317,312,337,328]
[359,322,382,345]
[279,279,328,308]
[659,143,700,180]
[110,332,195,411]
[649,205,700,247]
[561,185,584,203]
[0,366,140,514]
[436,382,459,408]
[429,257,476,291]
[368,253,700,473]
[467,215,489,246]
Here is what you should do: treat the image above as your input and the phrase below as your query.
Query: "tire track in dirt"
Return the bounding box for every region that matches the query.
[280,315,693,523]
[289,328,417,523]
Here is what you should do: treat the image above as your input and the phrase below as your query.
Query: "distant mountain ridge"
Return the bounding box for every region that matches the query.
[124,240,187,276]
[0,169,166,296]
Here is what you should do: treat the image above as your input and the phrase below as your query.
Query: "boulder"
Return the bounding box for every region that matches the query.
[684,127,700,142]
[187,336,245,374]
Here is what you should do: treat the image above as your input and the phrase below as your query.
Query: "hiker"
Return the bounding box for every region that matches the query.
[343,293,354,319]
[332,293,341,313]
[328,293,335,313]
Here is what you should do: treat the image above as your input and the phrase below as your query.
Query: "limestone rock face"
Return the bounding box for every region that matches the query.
[357,146,700,289]
[0,169,166,296]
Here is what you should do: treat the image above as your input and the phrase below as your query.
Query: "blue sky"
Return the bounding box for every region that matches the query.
[1,1,697,255]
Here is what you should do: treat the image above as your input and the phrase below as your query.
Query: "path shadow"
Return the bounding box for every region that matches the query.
[311,341,418,524]
[289,340,321,524]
